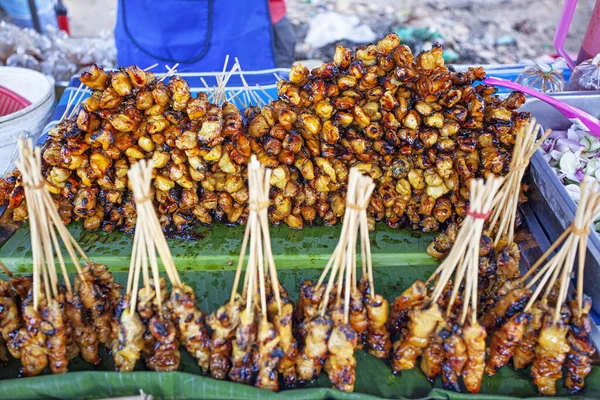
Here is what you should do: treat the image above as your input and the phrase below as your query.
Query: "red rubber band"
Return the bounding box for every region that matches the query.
[466,207,491,220]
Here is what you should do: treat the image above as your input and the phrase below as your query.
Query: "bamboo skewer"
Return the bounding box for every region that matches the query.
[488,118,551,247]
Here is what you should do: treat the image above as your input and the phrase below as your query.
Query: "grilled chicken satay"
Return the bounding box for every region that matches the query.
[462,321,487,393]
[112,295,145,372]
[207,295,242,379]
[513,300,547,369]
[294,280,324,329]
[440,322,467,392]
[364,293,392,359]
[388,280,427,337]
[40,296,68,374]
[136,282,159,362]
[565,296,595,393]
[64,290,101,365]
[254,318,283,391]
[349,288,368,349]
[531,313,571,395]
[228,308,256,384]
[392,303,443,373]
[481,287,531,329]
[75,270,113,345]
[420,322,444,381]
[20,292,48,377]
[0,280,22,358]
[89,263,122,309]
[10,276,32,301]
[272,302,298,386]
[326,323,358,392]
[296,314,333,382]
[485,312,532,376]
[145,315,181,371]
[168,284,211,371]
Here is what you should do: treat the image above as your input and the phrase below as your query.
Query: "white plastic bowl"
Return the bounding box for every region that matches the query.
[0,67,55,172]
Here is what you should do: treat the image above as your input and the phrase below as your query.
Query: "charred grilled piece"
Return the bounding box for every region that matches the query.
[392,303,443,373]
[272,302,298,386]
[440,322,467,392]
[228,309,256,384]
[294,280,324,329]
[145,315,181,371]
[75,268,114,346]
[40,297,68,374]
[112,295,145,372]
[481,287,531,329]
[20,292,48,377]
[0,280,22,359]
[462,321,487,394]
[296,314,333,382]
[485,312,532,376]
[207,295,242,380]
[364,294,392,359]
[565,296,595,393]
[349,288,368,349]
[420,322,444,381]
[168,284,211,371]
[254,319,283,391]
[64,290,101,365]
[326,323,358,392]
[513,300,547,370]
[531,313,571,395]
[388,280,427,337]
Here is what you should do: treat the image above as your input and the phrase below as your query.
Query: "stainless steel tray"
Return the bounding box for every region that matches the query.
[522,91,600,314]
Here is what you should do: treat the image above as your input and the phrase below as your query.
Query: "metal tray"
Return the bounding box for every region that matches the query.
[522,91,600,314]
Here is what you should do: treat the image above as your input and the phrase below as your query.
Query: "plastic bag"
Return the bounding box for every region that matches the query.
[567,54,600,91]
[516,58,566,92]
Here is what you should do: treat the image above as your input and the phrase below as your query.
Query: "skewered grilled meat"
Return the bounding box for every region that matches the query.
[20,292,48,377]
[168,284,211,371]
[481,286,531,329]
[89,263,122,309]
[485,312,531,376]
[392,303,443,373]
[10,276,32,301]
[64,290,101,365]
[272,302,298,386]
[296,314,333,382]
[326,323,358,392]
[2,36,525,236]
[207,295,242,379]
[513,300,547,370]
[294,280,324,329]
[112,295,145,372]
[254,319,283,391]
[0,280,21,358]
[565,296,595,393]
[145,315,181,371]
[228,308,256,384]
[40,297,68,374]
[75,268,114,345]
[364,293,392,359]
[388,280,427,337]
[440,322,467,392]
[531,313,571,395]
[462,321,487,393]
[420,322,444,381]
[349,288,368,349]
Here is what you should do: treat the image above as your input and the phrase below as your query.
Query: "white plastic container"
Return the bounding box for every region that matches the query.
[0,67,54,173]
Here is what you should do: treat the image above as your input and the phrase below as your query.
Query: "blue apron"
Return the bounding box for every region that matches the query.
[114,0,276,72]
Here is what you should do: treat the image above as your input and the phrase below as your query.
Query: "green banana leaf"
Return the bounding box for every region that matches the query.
[0,223,598,399]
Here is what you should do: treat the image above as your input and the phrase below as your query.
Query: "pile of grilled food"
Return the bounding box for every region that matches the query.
[0,33,528,255]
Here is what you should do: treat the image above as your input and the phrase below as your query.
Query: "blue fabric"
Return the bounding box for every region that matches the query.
[114,0,276,72]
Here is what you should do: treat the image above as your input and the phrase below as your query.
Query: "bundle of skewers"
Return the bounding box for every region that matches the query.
[294,168,391,392]
[389,175,503,393]
[0,138,121,376]
[482,177,598,395]
[114,159,212,372]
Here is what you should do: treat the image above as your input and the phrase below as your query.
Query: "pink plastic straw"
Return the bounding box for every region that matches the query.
[554,0,578,70]
[485,77,600,138]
